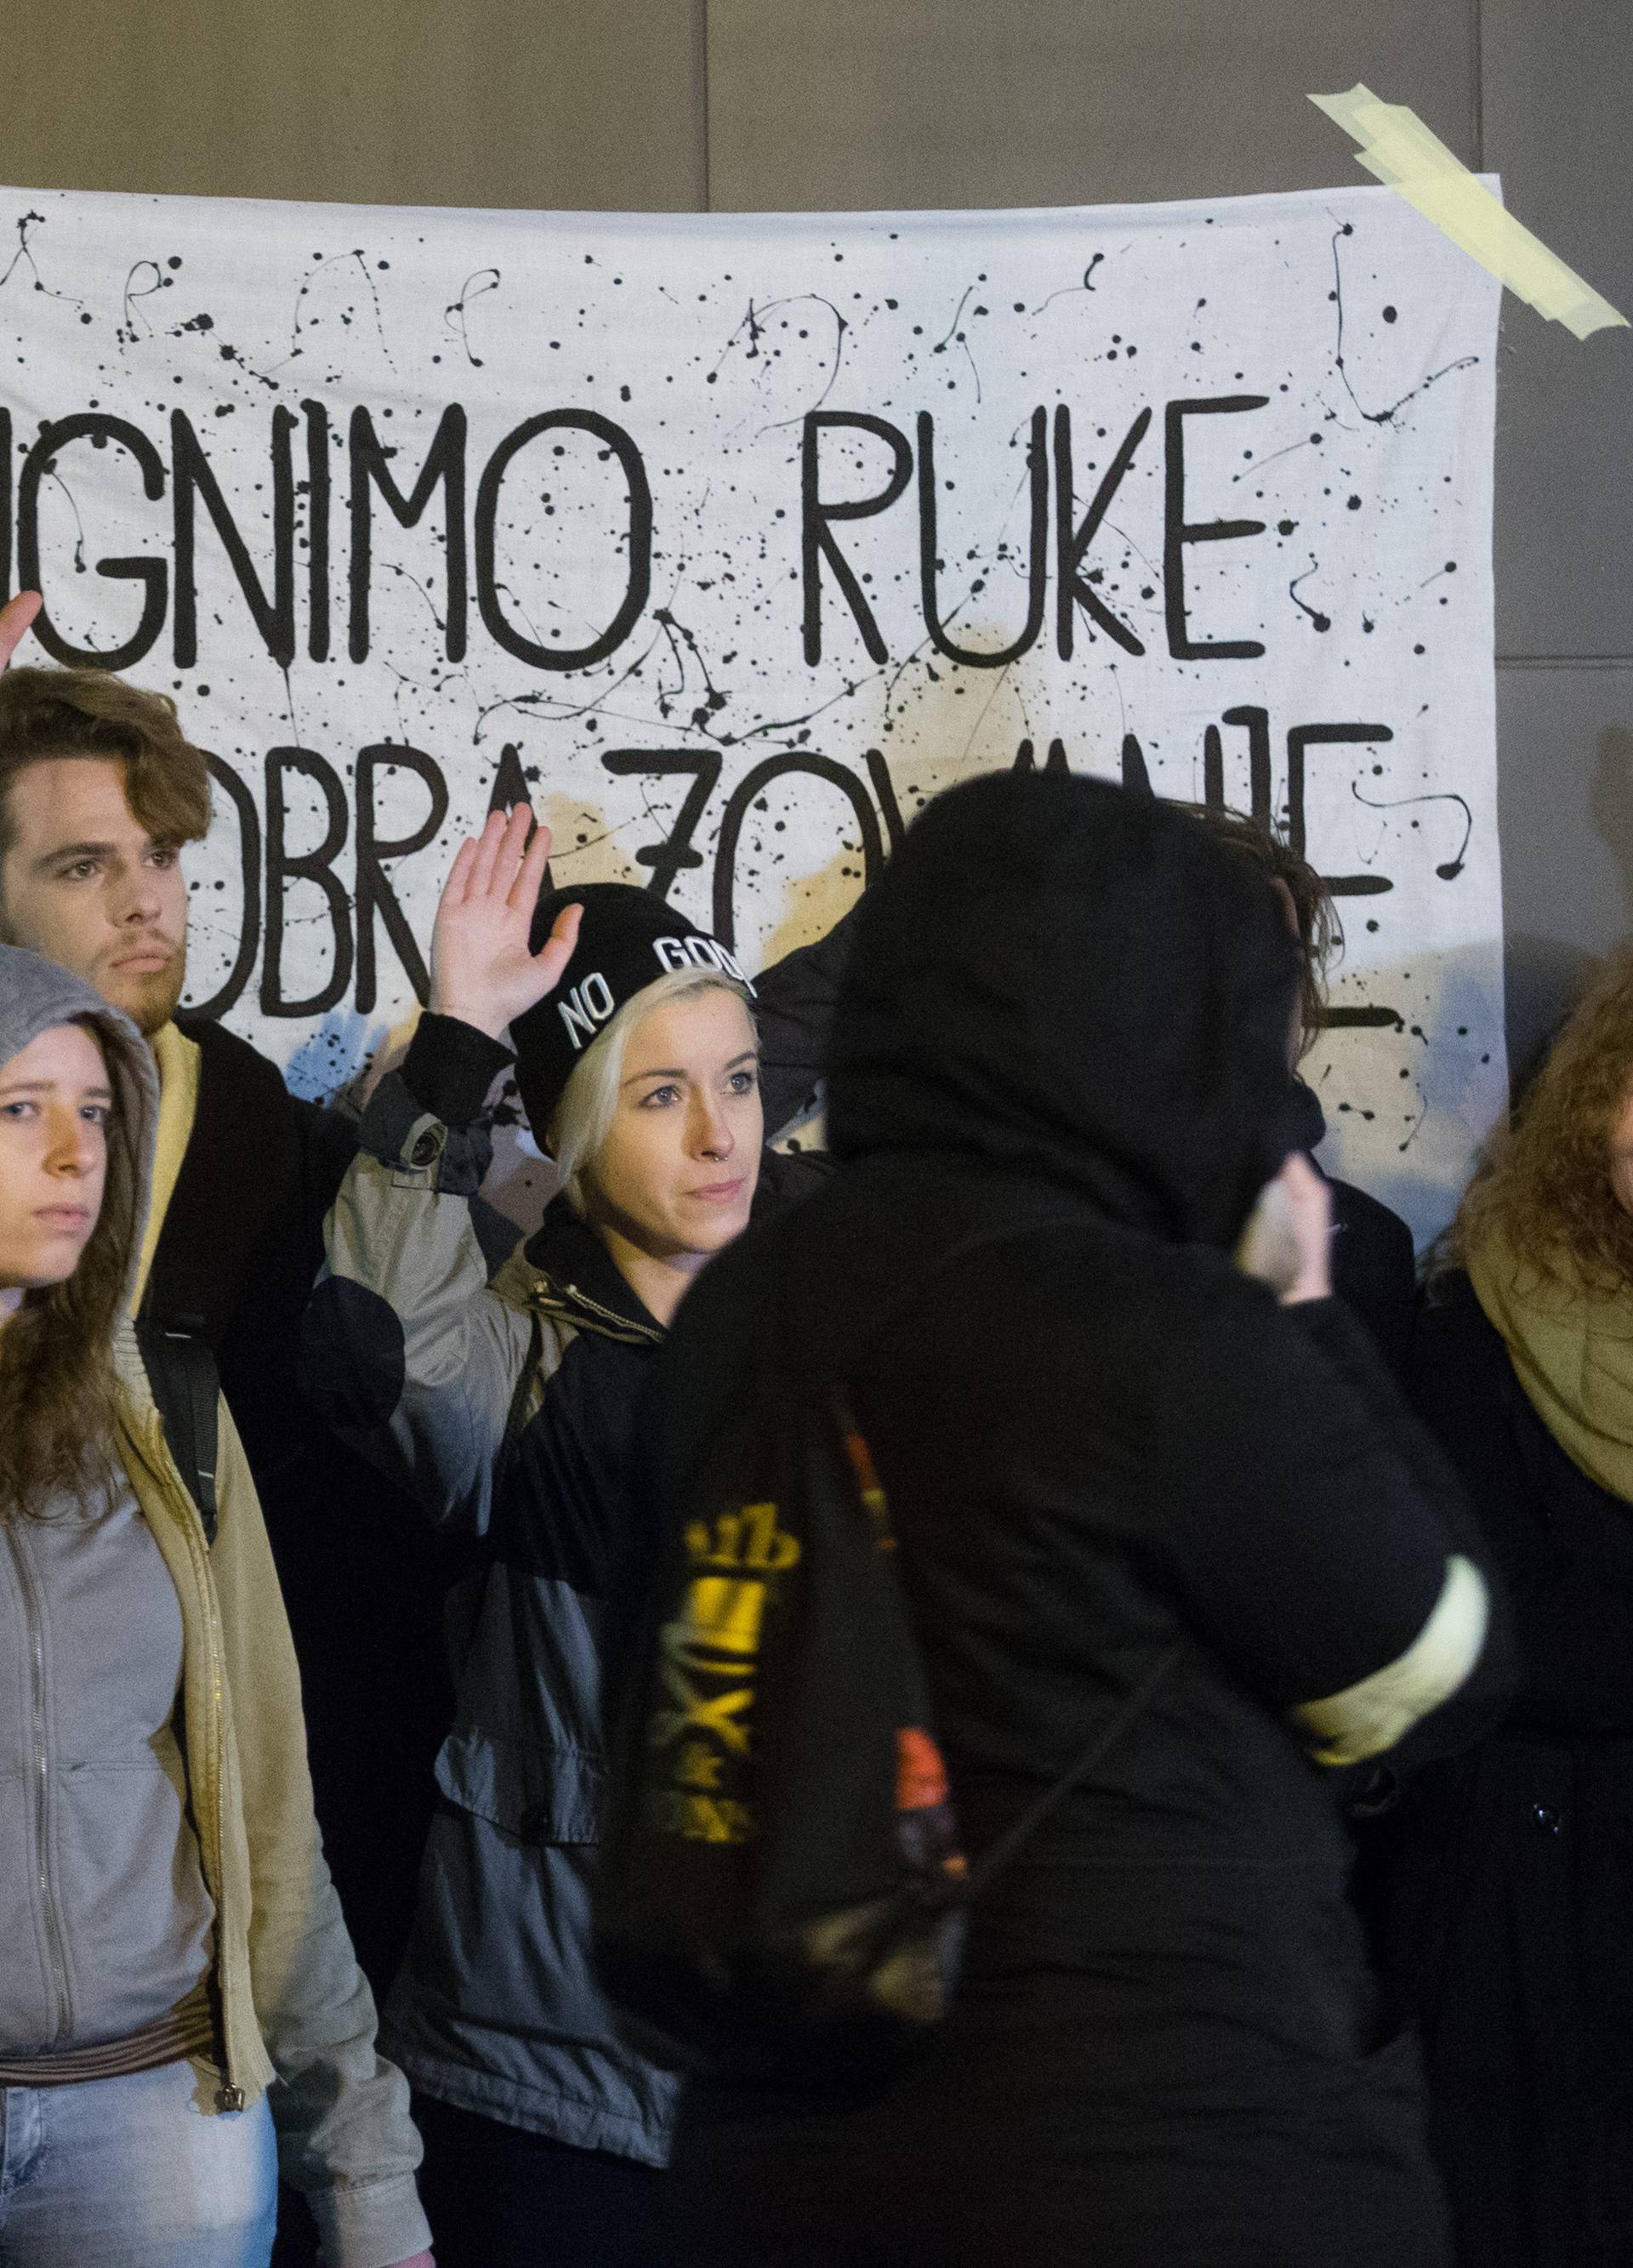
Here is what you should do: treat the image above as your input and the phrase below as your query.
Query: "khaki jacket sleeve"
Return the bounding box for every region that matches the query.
[210,1402,432,2268]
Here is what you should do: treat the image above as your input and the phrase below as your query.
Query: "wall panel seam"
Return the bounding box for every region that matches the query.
[701,0,713,212]
[1471,0,1486,168]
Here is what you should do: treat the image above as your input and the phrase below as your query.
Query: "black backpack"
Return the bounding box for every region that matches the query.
[135,1310,220,1547]
[596,1243,1186,2089]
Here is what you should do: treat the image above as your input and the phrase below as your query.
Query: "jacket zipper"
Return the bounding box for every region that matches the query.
[550,1281,664,1345]
[4,1523,71,2045]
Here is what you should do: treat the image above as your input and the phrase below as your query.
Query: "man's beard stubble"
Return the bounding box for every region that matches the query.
[94,937,188,1038]
[0,898,187,1037]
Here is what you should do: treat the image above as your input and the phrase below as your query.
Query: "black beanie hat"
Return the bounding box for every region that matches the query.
[511,882,757,1145]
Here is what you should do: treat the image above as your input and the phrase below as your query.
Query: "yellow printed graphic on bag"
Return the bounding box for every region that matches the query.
[646,1499,801,1845]
[685,1501,801,1574]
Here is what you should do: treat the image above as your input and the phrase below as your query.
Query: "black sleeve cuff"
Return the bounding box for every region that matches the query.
[401,1013,515,1127]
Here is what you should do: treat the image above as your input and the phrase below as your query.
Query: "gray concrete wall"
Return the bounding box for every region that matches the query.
[5,0,1628,1071]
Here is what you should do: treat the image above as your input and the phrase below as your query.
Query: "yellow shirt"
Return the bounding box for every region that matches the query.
[131,1020,202,1313]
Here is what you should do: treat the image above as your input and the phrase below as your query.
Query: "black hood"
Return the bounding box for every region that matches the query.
[1285,1074,1329,1157]
[825,773,1302,1250]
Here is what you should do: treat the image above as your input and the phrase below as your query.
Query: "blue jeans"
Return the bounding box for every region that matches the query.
[0,2058,277,2268]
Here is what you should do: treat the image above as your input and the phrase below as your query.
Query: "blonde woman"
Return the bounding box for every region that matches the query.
[304,805,829,2268]
[0,940,431,2268]
[1378,946,1633,2268]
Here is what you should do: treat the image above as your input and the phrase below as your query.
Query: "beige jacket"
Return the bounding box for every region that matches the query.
[113,1316,431,2267]
[1,941,429,2268]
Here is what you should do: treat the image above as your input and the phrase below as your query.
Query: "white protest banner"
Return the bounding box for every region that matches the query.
[0,181,1502,1240]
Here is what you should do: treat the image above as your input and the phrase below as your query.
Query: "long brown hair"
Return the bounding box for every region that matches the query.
[1451,947,1633,1293]
[0,1022,138,1516]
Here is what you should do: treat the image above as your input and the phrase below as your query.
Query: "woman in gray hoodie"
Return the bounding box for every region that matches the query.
[0,940,434,2268]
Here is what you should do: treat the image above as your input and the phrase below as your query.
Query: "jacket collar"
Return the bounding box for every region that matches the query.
[131,1022,202,1316]
[518,1199,665,1344]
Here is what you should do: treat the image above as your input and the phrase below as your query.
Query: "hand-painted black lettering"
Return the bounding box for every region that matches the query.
[862,748,905,851]
[1164,396,1269,660]
[484,743,555,896]
[1012,737,1070,773]
[601,748,723,901]
[713,754,885,950]
[173,407,296,668]
[1285,722,1394,871]
[1323,1004,1405,1031]
[474,411,651,671]
[1203,723,1224,808]
[1209,706,1273,822]
[184,754,262,1023]
[1054,405,1151,658]
[16,414,169,670]
[486,743,533,819]
[1293,719,1400,1043]
[261,747,352,1016]
[799,412,913,666]
[349,404,468,665]
[355,744,449,1013]
[1120,734,1153,796]
[1325,874,1394,898]
[919,407,1048,668]
[303,401,332,664]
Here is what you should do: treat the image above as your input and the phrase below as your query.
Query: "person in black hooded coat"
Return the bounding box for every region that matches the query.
[645,773,1507,2268]
[748,800,1421,1370]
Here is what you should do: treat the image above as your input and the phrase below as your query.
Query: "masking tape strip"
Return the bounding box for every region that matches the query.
[1310,83,1628,341]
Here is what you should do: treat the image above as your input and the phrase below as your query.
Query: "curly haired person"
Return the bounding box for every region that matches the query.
[1376,947,1633,2268]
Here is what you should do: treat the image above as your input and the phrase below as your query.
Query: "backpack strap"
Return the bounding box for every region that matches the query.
[962,1640,1191,1898]
[812,1214,1194,1903]
[134,1314,221,1547]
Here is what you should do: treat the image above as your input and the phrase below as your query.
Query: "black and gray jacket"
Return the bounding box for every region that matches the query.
[303,1009,827,2164]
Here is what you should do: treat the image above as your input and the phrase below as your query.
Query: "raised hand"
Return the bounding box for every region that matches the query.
[0,591,43,672]
[429,804,582,1042]
[1237,1151,1334,1306]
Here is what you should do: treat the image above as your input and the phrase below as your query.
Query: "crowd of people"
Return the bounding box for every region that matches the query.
[0,575,1628,2268]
